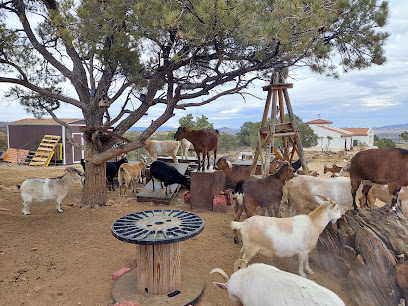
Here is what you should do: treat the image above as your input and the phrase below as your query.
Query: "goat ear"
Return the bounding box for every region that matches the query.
[213,282,227,290]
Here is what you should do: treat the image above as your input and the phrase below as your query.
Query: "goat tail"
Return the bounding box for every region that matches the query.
[210,268,229,281]
[230,221,243,232]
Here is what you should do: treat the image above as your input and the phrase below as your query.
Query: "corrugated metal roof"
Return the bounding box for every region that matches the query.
[342,128,369,136]
[307,119,333,124]
[8,118,83,125]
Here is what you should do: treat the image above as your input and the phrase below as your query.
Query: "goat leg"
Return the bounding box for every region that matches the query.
[351,191,359,211]
[197,153,201,171]
[390,188,401,212]
[56,199,64,213]
[233,201,244,244]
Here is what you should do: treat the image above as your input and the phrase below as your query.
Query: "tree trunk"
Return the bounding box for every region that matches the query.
[80,161,107,208]
[80,143,107,208]
[317,206,408,306]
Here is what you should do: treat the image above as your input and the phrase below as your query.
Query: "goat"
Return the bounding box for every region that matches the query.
[324,164,342,177]
[80,158,86,172]
[18,167,84,215]
[211,263,345,306]
[350,148,408,211]
[179,138,192,159]
[118,162,146,196]
[137,160,147,184]
[144,139,179,164]
[231,195,342,277]
[232,163,294,243]
[338,162,350,177]
[215,157,280,187]
[149,160,190,195]
[283,175,365,216]
[296,169,319,176]
[291,158,302,172]
[106,157,128,191]
[358,185,408,213]
[174,126,218,171]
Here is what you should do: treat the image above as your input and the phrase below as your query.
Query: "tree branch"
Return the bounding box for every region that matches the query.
[0,76,85,109]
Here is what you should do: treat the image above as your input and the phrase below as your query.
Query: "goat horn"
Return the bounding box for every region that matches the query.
[210,268,229,281]
[316,194,330,202]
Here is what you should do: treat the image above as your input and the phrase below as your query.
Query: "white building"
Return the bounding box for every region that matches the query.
[307,119,374,151]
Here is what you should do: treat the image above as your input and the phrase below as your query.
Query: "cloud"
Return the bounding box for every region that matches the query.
[360,97,400,109]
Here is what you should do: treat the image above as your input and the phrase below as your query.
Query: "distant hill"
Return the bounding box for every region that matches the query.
[373,122,408,142]
[129,126,176,132]
[217,127,240,134]
[374,123,408,130]
[373,122,408,135]
[0,122,8,130]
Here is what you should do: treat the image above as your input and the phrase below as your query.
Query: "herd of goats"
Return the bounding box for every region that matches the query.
[10,126,408,305]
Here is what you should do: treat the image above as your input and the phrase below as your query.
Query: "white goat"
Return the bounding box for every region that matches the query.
[18,167,84,215]
[179,138,192,159]
[211,263,345,306]
[144,139,179,164]
[283,175,366,216]
[231,195,342,277]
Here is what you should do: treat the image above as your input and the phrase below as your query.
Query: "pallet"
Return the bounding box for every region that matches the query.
[2,148,30,164]
[137,163,189,205]
[29,135,61,167]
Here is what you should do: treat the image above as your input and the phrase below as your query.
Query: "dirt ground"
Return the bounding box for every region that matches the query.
[0,151,357,306]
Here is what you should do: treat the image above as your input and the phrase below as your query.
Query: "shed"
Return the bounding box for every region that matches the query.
[7,118,85,165]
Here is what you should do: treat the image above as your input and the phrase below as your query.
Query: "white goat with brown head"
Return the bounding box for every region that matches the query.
[231,195,342,277]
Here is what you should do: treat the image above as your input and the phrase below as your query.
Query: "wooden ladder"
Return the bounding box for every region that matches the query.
[29,135,61,167]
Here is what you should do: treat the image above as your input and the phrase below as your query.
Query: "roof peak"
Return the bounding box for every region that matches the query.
[306,119,333,124]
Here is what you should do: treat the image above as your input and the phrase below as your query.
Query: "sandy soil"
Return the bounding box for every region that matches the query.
[0,152,357,306]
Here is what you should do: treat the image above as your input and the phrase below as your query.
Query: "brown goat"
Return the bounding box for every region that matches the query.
[324,164,342,177]
[232,163,294,243]
[215,157,280,187]
[174,126,219,171]
[350,148,408,211]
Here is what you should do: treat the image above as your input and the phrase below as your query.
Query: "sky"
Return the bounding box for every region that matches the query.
[0,1,407,130]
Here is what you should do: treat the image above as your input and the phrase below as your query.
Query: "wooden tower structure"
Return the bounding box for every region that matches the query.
[249,71,309,177]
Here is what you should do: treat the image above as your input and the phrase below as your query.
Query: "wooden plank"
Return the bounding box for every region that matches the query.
[3,149,30,163]
[30,135,61,167]
[169,243,180,292]
[157,156,198,164]
[153,244,165,295]
[137,163,189,204]
[136,244,154,294]
[262,83,293,90]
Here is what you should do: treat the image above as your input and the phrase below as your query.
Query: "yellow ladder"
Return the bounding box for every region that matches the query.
[29,135,61,167]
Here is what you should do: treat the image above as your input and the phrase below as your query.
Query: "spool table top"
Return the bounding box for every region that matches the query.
[111,209,204,245]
